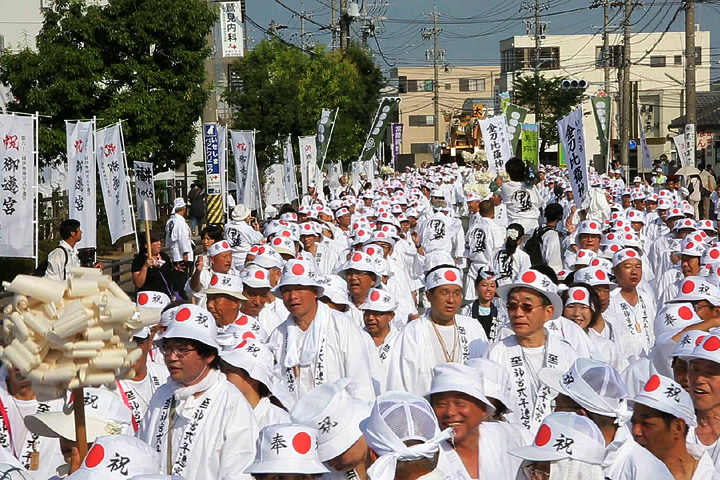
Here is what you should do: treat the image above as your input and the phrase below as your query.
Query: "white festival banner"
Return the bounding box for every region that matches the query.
[133,161,157,221]
[298,135,317,195]
[96,123,134,244]
[0,114,35,257]
[66,120,96,248]
[264,163,286,206]
[638,106,653,170]
[230,130,261,210]
[673,134,691,167]
[283,135,299,202]
[557,107,589,208]
[479,115,513,173]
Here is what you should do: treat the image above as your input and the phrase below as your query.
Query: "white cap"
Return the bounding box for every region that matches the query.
[203,272,247,301]
[574,266,617,290]
[679,237,706,257]
[629,374,696,427]
[250,245,284,270]
[573,249,597,267]
[672,330,708,358]
[245,424,329,475]
[136,291,171,310]
[509,412,606,465]
[240,265,271,289]
[578,220,603,236]
[367,230,397,247]
[272,259,324,297]
[464,358,515,413]
[497,269,563,320]
[359,288,398,312]
[279,212,299,223]
[269,236,297,257]
[67,435,160,480]
[427,363,495,412]
[290,379,371,462]
[627,210,645,223]
[682,334,720,364]
[317,274,352,308]
[565,286,591,307]
[612,248,641,267]
[156,304,220,352]
[299,221,322,237]
[667,276,720,306]
[653,303,701,337]
[424,266,463,291]
[172,198,186,210]
[231,204,251,221]
[25,388,133,442]
[362,244,385,259]
[207,240,232,258]
[340,252,380,286]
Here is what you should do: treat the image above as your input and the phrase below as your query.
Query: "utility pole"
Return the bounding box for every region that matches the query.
[421,8,443,146]
[291,0,314,52]
[619,0,632,174]
[590,0,612,93]
[331,0,337,51]
[340,0,350,50]
[685,0,696,127]
[521,0,549,74]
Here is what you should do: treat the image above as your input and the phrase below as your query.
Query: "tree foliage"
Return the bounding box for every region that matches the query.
[0,0,215,171]
[512,73,585,161]
[223,40,386,169]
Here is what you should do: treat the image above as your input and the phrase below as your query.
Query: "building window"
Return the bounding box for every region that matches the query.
[408,115,435,127]
[674,55,683,66]
[650,56,666,67]
[410,143,430,154]
[459,78,487,91]
[398,76,408,94]
[501,47,560,72]
[445,83,452,90]
[423,80,434,92]
[695,46,702,65]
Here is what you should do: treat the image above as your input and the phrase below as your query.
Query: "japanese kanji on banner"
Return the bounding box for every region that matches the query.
[134,161,156,221]
[298,135,317,195]
[316,108,338,166]
[0,114,36,258]
[557,107,588,208]
[673,134,691,167]
[283,135,299,202]
[264,163,286,206]
[521,123,539,166]
[96,123,134,244]
[230,130,261,210]
[66,120,96,248]
[218,1,243,58]
[327,162,343,189]
[391,123,403,168]
[638,106,652,170]
[685,124,696,167]
[479,115,513,173]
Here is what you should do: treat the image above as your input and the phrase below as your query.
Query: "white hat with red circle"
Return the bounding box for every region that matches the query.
[701,246,720,267]
[653,302,702,337]
[203,272,247,301]
[135,291,171,310]
[629,374,697,427]
[424,266,463,291]
[509,412,606,465]
[678,237,706,257]
[497,269,563,319]
[240,265,272,289]
[244,424,328,476]
[612,248,642,267]
[250,244,285,270]
[279,212,299,223]
[362,244,385,259]
[672,330,708,359]
[657,198,673,210]
[666,276,720,306]
[573,249,597,267]
[272,259,324,296]
[578,220,603,236]
[673,218,697,232]
[156,304,219,352]
[208,240,232,257]
[601,242,625,260]
[359,288,398,312]
[682,334,720,365]
[626,210,645,223]
[299,221,322,236]
[269,236,297,257]
[335,207,351,219]
[339,251,381,285]
[66,435,160,480]
[564,286,592,307]
[367,229,397,246]
[574,266,617,289]
[317,274,352,309]
[589,257,614,271]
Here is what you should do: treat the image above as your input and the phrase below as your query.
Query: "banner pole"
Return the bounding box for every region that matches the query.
[72,387,88,473]
[92,116,98,264]
[34,112,39,269]
[320,107,339,172]
[118,121,140,250]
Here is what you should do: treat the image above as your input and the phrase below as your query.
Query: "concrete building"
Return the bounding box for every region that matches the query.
[389,65,501,165]
[498,31,712,172]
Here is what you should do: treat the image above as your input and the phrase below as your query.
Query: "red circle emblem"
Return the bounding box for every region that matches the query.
[273,238,282,246]
[687,242,695,250]
[589,222,598,230]
[358,230,366,237]
[521,271,537,284]
[236,315,249,326]
[712,250,720,260]
[85,444,104,468]
[626,250,636,257]
[222,241,229,249]
[257,247,266,255]
[370,290,381,301]
[697,335,707,346]
[254,270,265,280]
[352,253,363,262]
[176,307,192,322]
[292,264,305,276]
[704,336,720,352]
[210,275,219,286]
[444,270,458,282]
[282,231,291,237]
[578,251,585,258]
[238,331,256,349]
[535,424,552,447]
[293,432,312,454]
[572,289,586,301]
[611,245,620,252]
[367,247,376,256]
[678,306,694,320]
[596,270,607,280]
[250,245,259,254]
[682,281,695,294]
[644,375,661,392]
[138,293,148,305]
[591,259,601,266]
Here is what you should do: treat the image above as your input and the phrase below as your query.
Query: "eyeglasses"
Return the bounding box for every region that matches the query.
[694,302,713,312]
[506,301,544,313]
[160,346,197,358]
[522,464,550,480]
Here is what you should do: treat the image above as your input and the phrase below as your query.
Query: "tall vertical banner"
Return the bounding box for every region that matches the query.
[218,1,243,58]
[591,96,611,165]
[327,162,343,189]
[264,163,286,206]
[283,136,299,202]
[358,97,401,163]
[673,134,691,167]
[0,114,36,257]
[298,135,317,195]
[685,124,696,166]
[134,161,157,221]
[316,108,338,167]
[218,126,228,218]
[557,107,588,208]
[66,120,96,248]
[479,115,513,173]
[504,103,529,152]
[230,130,261,211]
[521,123,539,166]
[391,123,403,168]
[638,106,652,170]
[96,123,134,244]
[203,123,223,224]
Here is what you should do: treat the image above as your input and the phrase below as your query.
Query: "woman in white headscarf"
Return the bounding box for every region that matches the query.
[491,224,531,287]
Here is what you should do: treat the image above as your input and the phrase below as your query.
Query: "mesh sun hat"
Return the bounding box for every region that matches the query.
[496,269,563,320]
[317,274,352,308]
[465,358,515,413]
[240,264,271,289]
[359,288,398,312]
[245,424,329,475]
[628,374,697,427]
[671,330,708,359]
[427,363,496,413]
[271,258,325,297]
[424,266,463,291]
[339,251,381,287]
[249,244,285,270]
[290,379,372,462]
[66,435,160,480]
[653,303,702,337]
[25,388,132,442]
[666,276,720,306]
[203,272,247,301]
[574,266,617,290]
[538,357,629,420]
[155,304,220,352]
[360,391,454,480]
[509,412,606,465]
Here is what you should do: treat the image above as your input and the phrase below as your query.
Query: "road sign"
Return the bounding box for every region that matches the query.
[629,139,637,150]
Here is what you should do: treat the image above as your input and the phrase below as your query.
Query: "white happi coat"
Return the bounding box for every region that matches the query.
[687,443,720,480]
[253,397,290,430]
[312,242,341,276]
[116,361,169,433]
[0,377,64,480]
[364,327,401,395]
[165,212,193,263]
[464,217,505,299]
[267,301,377,403]
[139,370,258,480]
[487,332,579,432]
[436,422,525,480]
[602,425,673,480]
[224,220,264,268]
[418,213,464,268]
[605,289,656,361]
[386,314,489,396]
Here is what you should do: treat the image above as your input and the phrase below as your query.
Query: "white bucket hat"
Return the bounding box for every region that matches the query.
[682,334,720,364]
[269,236,297,257]
[317,274,352,308]
[203,272,247,301]
[573,249,597,267]
[339,252,380,286]
[250,245,285,270]
[155,304,220,352]
[172,198,186,210]
[290,379,371,462]
[359,288,398,312]
[666,276,720,306]
[672,330,708,359]
[577,220,603,236]
[240,264,272,289]
[245,424,329,475]
[67,435,160,480]
[509,412,606,465]
[271,259,324,297]
[629,374,697,427]
[231,204,251,221]
[574,266,617,290]
[653,302,701,338]
[427,363,495,413]
[465,358,515,413]
[496,269,563,320]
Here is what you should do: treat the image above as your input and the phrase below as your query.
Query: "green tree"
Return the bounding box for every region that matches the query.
[512,73,585,162]
[0,0,215,171]
[223,40,385,169]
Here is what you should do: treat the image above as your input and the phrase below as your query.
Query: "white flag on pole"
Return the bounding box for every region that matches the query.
[638,106,652,170]
[96,123,134,244]
[66,120,96,248]
[298,135,317,195]
[230,130,261,210]
[218,126,228,216]
[264,163,286,206]
[673,134,691,167]
[283,136,299,202]
[557,107,589,209]
[479,115,513,173]
[134,161,157,221]
[685,124,696,166]
[0,114,35,257]
[327,162,343,189]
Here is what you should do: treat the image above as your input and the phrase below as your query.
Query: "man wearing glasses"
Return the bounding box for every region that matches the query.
[387,265,489,396]
[488,269,579,432]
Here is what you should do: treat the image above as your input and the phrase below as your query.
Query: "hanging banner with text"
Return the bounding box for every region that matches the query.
[264,163,286,206]
[358,97,401,163]
[672,134,690,167]
[66,120,96,248]
[96,123,134,244]
[638,106,652,170]
[591,96,611,163]
[557,107,588,209]
[230,130,261,210]
[521,123,539,166]
[685,124,696,167]
[134,161,157,221]
[299,135,317,195]
[504,103,529,152]
[479,115,513,173]
[0,114,35,257]
[328,162,343,189]
[283,135,299,202]
[391,123,403,168]
[218,1,243,57]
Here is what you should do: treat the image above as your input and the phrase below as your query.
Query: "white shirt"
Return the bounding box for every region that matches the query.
[224,221,263,268]
[116,361,169,432]
[602,425,673,480]
[44,240,81,281]
[165,212,193,263]
[253,397,290,430]
[500,181,542,232]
